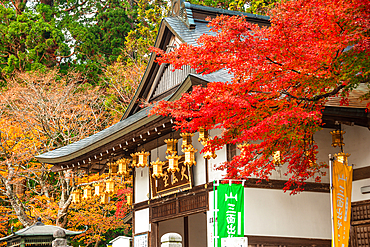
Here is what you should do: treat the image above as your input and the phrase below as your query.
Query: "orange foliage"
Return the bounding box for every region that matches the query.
[0,70,132,245]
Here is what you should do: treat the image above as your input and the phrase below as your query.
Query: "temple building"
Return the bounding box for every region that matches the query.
[36,1,370,246]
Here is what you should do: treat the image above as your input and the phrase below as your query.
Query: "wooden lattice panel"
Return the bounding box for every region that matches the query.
[353,204,370,221]
[152,201,176,219]
[151,191,208,222]
[355,225,370,247]
[179,193,207,213]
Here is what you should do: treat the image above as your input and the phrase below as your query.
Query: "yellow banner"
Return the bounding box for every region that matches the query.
[332,159,353,247]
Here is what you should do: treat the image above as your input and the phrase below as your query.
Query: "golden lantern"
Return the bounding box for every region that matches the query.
[167,154,180,173]
[126,194,132,206]
[151,158,165,178]
[273,151,281,166]
[83,185,93,200]
[180,133,194,148]
[201,139,216,160]
[137,151,150,167]
[203,150,217,160]
[100,192,110,204]
[238,143,250,158]
[131,153,139,167]
[94,183,105,197]
[164,139,178,155]
[330,130,345,147]
[108,162,118,174]
[198,127,209,142]
[183,146,197,166]
[118,158,130,176]
[305,150,316,167]
[72,190,82,204]
[105,178,115,194]
[335,152,351,165]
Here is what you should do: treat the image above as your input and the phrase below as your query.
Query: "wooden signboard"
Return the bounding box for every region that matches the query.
[150,155,192,198]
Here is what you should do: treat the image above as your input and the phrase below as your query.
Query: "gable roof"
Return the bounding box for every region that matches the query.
[122,4,269,119]
[35,3,270,169]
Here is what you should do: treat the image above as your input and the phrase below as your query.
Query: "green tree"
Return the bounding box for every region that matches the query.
[0,0,135,83]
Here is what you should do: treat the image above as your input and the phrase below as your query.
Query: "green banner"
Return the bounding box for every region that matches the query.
[215,183,244,247]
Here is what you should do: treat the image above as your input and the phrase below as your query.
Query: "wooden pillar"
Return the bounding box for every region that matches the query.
[151,222,158,247]
[184,216,189,247]
[205,159,209,183]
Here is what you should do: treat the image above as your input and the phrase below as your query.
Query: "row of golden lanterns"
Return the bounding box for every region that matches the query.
[72,179,133,205]
[331,127,350,165]
[72,128,216,203]
[71,158,133,205]
[122,128,216,179]
[270,126,349,167]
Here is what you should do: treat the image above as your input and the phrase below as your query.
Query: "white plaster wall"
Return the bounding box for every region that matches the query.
[135,166,149,203]
[159,218,184,245]
[352,178,370,202]
[209,188,331,239]
[134,208,150,234]
[315,125,370,202]
[189,213,207,247]
[151,143,167,161]
[208,129,227,182]
[315,125,370,169]
[192,132,207,186]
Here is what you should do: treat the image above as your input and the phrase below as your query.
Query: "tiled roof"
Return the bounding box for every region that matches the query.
[36,106,151,161]
[326,83,370,108]
[165,17,214,46]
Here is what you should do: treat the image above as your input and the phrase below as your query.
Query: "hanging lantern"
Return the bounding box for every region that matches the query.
[183,146,197,166]
[137,151,150,167]
[273,151,281,166]
[72,190,82,204]
[180,133,194,148]
[201,140,216,159]
[118,158,130,176]
[330,130,345,147]
[105,178,115,194]
[151,158,165,178]
[198,127,209,142]
[94,183,105,197]
[335,152,351,165]
[304,135,314,147]
[305,150,316,167]
[164,139,178,155]
[238,143,250,158]
[167,154,180,173]
[126,194,132,206]
[203,150,217,160]
[108,162,118,174]
[100,192,110,204]
[83,185,93,200]
[131,153,139,167]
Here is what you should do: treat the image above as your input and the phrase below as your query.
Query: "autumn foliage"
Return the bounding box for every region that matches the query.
[0,70,131,245]
[151,0,370,192]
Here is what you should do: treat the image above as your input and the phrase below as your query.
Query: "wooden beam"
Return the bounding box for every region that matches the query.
[353,166,370,181]
[247,235,330,246]
[242,178,330,193]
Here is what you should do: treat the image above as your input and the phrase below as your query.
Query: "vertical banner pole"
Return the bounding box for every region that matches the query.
[214,180,217,247]
[329,154,335,247]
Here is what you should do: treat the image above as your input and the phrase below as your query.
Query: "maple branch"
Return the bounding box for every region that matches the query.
[265,56,302,74]
[282,83,346,102]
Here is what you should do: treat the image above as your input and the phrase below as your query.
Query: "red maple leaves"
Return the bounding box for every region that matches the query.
[150,0,370,192]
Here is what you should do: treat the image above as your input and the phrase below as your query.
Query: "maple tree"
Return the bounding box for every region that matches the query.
[151,0,370,192]
[0,70,131,245]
